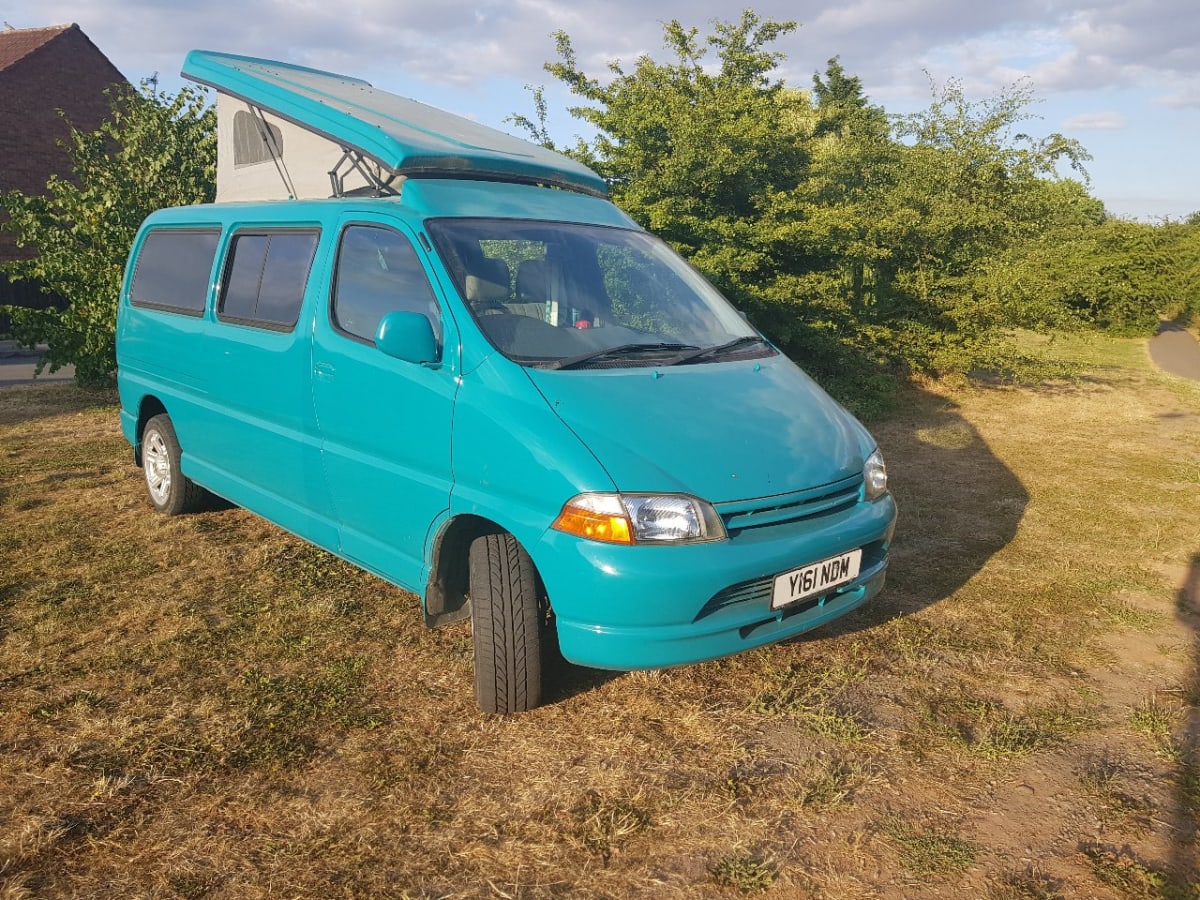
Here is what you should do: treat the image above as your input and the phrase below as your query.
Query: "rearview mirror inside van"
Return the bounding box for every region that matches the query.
[375,310,438,364]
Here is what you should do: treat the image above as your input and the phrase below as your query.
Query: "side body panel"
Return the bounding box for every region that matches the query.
[446,353,616,556]
[310,211,461,593]
[117,206,341,550]
[184,312,337,545]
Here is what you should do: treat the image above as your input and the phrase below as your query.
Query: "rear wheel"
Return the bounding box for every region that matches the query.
[469,532,545,713]
[141,414,205,515]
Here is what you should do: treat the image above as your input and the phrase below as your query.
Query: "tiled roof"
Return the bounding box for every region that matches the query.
[0,22,128,261]
[0,23,75,72]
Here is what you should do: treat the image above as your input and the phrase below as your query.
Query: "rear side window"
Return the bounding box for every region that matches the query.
[218,230,319,330]
[332,225,441,343]
[129,229,220,315]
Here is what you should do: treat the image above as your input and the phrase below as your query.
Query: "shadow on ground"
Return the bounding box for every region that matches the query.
[812,384,1028,643]
[1172,552,1199,884]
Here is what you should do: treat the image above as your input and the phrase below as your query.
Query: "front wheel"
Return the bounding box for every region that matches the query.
[141,414,205,515]
[469,532,546,714]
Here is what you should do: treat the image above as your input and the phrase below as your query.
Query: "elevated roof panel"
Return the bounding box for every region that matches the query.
[181,50,607,197]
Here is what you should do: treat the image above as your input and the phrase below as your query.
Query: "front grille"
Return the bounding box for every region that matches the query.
[694,540,887,622]
[715,475,862,535]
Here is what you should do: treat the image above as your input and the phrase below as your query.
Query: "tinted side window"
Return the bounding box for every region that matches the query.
[221,234,268,321]
[130,229,220,315]
[332,225,441,343]
[218,231,319,330]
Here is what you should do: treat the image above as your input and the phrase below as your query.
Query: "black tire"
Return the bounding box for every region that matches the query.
[141,414,205,515]
[469,532,545,714]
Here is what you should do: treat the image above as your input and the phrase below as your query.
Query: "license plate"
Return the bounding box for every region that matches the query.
[771,549,863,610]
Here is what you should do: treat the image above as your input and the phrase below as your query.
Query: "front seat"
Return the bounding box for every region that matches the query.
[511,259,551,320]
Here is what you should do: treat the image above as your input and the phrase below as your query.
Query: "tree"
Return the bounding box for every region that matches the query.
[522,12,1173,403]
[788,57,895,317]
[527,11,809,264]
[811,56,887,139]
[0,82,216,385]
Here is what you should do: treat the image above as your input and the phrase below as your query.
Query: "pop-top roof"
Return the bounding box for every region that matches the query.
[181,50,607,198]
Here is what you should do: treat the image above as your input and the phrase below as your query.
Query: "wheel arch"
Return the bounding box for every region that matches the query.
[423,513,547,629]
[132,395,169,466]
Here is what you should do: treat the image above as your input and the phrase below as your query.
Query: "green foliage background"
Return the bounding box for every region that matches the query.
[0,83,215,385]
[3,13,1197,404]
[514,11,1199,412]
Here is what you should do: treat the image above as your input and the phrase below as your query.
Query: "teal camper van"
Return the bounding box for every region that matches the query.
[117,51,898,713]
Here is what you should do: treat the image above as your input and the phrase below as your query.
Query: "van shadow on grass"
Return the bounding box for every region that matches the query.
[549,385,1030,702]
[803,384,1028,641]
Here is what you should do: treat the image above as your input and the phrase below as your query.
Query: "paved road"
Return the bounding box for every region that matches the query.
[0,343,75,387]
[1148,323,1200,381]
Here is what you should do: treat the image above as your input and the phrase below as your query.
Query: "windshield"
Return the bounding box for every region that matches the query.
[425,218,771,369]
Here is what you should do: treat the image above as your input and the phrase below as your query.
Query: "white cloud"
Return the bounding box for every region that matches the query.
[1159,87,1200,109]
[1061,111,1126,129]
[7,0,1196,103]
[4,0,1199,218]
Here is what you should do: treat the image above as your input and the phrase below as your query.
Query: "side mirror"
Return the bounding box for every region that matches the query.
[375,310,438,365]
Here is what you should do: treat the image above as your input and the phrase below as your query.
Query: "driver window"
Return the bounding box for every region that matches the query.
[332,225,442,344]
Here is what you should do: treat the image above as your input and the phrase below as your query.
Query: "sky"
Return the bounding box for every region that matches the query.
[5,0,1199,220]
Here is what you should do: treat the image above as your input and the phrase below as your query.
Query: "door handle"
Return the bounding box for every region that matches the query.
[314,362,335,379]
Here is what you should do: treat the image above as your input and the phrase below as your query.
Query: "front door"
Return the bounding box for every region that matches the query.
[310,215,459,592]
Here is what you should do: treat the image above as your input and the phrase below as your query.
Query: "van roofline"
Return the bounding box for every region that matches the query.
[138,179,640,231]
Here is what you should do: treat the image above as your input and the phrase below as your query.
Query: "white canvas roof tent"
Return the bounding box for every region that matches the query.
[181,50,608,203]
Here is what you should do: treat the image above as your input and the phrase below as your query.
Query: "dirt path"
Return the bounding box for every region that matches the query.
[1148,323,1200,380]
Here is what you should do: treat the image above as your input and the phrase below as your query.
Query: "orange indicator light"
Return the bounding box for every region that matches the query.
[551,504,634,544]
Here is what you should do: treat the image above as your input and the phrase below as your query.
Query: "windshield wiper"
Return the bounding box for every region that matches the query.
[548,342,700,371]
[666,335,769,365]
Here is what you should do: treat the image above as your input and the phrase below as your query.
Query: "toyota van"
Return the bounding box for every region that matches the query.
[116,51,897,712]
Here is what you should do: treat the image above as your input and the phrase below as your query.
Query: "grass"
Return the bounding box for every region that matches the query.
[1131,694,1185,762]
[1,329,1199,896]
[1078,757,1158,836]
[1080,844,1200,900]
[879,817,978,878]
[986,866,1067,899]
[910,687,1096,759]
[570,790,653,864]
[710,853,776,894]
[750,651,875,741]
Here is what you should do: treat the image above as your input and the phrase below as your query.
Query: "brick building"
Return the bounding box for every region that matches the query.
[0,23,126,316]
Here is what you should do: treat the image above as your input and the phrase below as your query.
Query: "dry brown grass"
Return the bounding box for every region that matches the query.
[2,338,1199,898]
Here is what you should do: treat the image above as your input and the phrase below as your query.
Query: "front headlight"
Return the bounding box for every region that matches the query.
[552,493,726,544]
[863,449,888,501]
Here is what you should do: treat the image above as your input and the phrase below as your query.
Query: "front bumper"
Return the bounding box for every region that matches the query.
[532,494,897,670]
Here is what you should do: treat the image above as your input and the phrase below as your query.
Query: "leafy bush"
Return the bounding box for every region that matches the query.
[518,11,1193,408]
[0,83,215,385]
